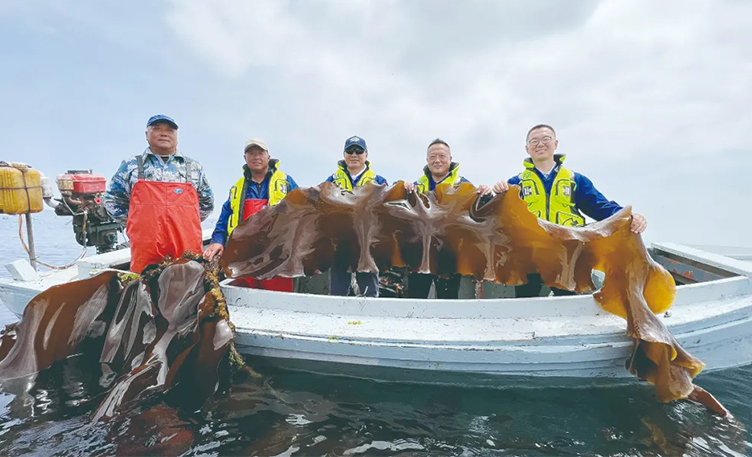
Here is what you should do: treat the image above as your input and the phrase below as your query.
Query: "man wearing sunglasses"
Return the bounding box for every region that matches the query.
[327,136,388,190]
[487,124,648,298]
[325,136,388,297]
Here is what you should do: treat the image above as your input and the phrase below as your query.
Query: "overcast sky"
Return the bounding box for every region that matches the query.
[1,0,750,248]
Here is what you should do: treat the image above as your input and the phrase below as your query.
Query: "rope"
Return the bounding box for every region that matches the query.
[18,212,88,270]
[60,195,86,217]
[19,166,35,214]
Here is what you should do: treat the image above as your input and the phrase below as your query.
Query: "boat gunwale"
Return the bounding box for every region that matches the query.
[231,304,752,347]
[221,275,752,319]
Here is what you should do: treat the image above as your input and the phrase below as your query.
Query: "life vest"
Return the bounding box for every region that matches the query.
[415,162,462,194]
[331,160,377,191]
[518,155,586,227]
[227,159,289,235]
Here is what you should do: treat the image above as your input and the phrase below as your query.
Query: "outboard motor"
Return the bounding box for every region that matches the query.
[51,170,123,254]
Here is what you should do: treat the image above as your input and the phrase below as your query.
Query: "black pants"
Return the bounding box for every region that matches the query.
[407,273,461,299]
[330,266,379,297]
[515,273,577,298]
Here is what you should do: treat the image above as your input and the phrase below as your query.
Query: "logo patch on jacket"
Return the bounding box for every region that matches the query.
[522,186,533,197]
[562,185,571,197]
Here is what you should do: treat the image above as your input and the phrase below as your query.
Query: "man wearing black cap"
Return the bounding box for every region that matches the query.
[104,114,214,273]
[325,135,388,297]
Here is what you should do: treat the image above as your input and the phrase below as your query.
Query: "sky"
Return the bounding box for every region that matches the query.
[1,0,751,248]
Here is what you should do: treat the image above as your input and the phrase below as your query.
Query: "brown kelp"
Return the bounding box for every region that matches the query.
[222,181,727,415]
[0,181,728,417]
[0,254,245,422]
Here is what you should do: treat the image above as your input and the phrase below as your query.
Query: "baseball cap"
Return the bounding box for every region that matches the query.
[244,138,269,152]
[146,114,178,130]
[343,136,367,151]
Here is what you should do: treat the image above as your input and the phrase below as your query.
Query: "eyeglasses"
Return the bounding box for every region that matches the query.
[345,148,365,155]
[526,136,554,146]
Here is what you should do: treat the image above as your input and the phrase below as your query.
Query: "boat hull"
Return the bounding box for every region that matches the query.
[226,276,752,380]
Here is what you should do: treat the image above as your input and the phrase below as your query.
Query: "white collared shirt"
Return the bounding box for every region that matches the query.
[536,163,557,179]
[350,167,366,183]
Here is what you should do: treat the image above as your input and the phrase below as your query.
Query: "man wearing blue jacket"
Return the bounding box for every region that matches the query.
[326,135,388,297]
[403,138,472,194]
[404,138,474,299]
[490,124,647,297]
[204,139,298,291]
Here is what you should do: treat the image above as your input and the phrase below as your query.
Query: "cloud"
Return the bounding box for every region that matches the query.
[1,1,750,247]
[165,0,752,173]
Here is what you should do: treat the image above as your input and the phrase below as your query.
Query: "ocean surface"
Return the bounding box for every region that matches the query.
[0,210,751,456]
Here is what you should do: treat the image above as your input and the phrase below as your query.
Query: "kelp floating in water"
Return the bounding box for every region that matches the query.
[223,181,727,415]
[0,255,242,421]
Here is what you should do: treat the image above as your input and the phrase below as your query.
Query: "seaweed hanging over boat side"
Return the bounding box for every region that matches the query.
[222,181,727,415]
[0,271,122,380]
[0,254,247,422]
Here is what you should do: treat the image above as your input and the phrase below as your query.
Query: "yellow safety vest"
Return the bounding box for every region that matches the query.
[518,155,585,227]
[331,160,377,191]
[415,162,462,194]
[228,159,289,235]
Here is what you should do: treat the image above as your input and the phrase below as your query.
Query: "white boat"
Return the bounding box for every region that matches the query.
[2,238,752,383]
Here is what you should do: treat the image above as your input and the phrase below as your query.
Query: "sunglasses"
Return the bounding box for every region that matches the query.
[345,147,366,155]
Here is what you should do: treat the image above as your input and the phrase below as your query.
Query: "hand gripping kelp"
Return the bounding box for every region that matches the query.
[0,254,251,421]
[222,181,728,415]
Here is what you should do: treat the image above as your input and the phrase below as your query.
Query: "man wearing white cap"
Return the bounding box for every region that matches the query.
[204,139,299,291]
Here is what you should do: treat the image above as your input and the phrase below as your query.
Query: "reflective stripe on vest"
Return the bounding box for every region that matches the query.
[331,161,377,191]
[228,166,288,235]
[415,163,462,194]
[518,157,585,227]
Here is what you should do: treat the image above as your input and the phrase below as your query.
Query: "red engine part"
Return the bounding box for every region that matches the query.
[71,174,106,194]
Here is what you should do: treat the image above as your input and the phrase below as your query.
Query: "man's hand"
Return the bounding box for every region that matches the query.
[476,184,493,196]
[492,181,510,194]
[404,181,416,193]
[203,242,224,261]
[630,213,647,234]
